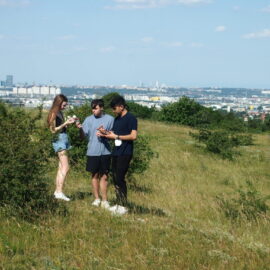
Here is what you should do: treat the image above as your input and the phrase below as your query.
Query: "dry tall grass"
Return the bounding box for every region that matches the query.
[1,119,270,269]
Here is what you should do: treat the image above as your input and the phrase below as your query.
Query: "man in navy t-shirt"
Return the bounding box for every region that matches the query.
[98,96,137,215]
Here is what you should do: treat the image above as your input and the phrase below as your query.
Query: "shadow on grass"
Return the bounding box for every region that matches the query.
[70,191,92,200]
[127,202,166,217]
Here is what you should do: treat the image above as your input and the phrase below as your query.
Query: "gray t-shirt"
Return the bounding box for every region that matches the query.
[82,113,114,156]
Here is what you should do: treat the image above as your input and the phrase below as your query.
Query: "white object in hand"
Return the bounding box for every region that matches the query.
[115,139,122,146]
[72,114,80,123]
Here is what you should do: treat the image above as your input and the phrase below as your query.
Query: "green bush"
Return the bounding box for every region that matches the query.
[159,96,248,132]
[160,96,211,127]
[126,102,157,119]
[64,103,90,168]
[127,135,155,179]
[0,103,58,219]
[218,112,246,132]
[231,134,253,146]
[190,129,253,159]
[217,181,270,221]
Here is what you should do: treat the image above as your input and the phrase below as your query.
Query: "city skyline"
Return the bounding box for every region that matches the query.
[0,0,270,88]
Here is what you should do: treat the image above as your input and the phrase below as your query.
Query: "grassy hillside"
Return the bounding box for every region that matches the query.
[1,119,270,270]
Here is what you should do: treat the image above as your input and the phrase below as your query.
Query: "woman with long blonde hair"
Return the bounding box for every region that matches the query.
[47,94,75,201]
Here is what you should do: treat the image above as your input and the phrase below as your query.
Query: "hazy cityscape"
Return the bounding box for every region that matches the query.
[1,74,270,120]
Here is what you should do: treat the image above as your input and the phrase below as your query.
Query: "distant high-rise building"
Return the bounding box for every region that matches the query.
[6,75,13,87]
[0,81,6,87]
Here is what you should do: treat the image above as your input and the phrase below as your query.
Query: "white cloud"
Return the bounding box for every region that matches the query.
[262,5,270,13]
[57,35,76,40]
[0,0,30,7]
[243,29,270,39]
[106,0,212,10]
[141,36,154,43]
[215,25,226,32]
[100,46,116,53]
[167,41,183,47]
[191,42,204,48]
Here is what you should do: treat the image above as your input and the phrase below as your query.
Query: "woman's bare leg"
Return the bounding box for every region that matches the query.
[55,150,69,193]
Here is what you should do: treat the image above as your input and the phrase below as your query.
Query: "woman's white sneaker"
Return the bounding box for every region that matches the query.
[54,192,71,201]
[101,200,110,209]
[92,198,101,207]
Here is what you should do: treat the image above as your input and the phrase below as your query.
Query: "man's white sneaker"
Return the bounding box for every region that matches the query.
[54,192,71,201]
[92,198,101,207]
[109,205,128,215]
[109,205,118,213]
[116,205,128,215]
[101,200,110,209]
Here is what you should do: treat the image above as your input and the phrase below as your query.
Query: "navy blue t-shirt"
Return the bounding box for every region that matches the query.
[112,112,138,156]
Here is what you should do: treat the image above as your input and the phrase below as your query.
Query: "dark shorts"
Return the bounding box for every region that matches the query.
[86,155,111,175]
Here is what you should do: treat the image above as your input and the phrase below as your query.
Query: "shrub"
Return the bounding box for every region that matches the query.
[127,135,155,179]
[160,96,210,127]
[63,103,90,168]
[218,112,246,132]
[0,103,58,219]
[217,181,270,221]
[231,134,253,146]
[126,102,157,119]
[190,129,253,159]
[159,96,248,132]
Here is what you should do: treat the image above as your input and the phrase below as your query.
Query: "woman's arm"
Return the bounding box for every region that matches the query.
[49,118,75,134]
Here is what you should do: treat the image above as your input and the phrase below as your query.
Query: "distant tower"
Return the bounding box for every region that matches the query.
[6,75,13,87]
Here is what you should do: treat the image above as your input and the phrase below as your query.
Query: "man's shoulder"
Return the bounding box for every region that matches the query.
[127,112,137,121]
[83,115,94,124]
[104,114,114,121]
[85,115,94,121]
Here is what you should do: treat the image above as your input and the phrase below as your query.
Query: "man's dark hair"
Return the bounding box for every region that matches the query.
[91,99,104,109]
[110,96,127,108]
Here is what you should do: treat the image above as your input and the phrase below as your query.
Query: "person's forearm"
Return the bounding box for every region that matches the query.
[116,134,137,141]
[50,122,66,133]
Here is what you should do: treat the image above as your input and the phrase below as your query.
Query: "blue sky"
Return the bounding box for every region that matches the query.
[0,0,270,88]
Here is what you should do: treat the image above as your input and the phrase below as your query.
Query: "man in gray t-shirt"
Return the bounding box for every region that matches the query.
[78,99,114,209]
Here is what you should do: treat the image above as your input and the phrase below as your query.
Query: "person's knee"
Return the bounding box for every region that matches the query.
[61,164,69,175]
[100,173,108,181]
[92,173,99,180]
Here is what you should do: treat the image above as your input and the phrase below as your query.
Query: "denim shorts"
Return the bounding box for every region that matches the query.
[52,133,72,153]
